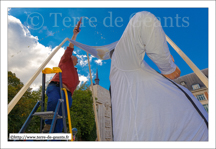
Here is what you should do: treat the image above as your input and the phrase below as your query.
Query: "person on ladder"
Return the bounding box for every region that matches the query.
[42,25,80,133]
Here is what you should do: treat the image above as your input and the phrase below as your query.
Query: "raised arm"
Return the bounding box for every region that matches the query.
[69,18,82,48]
[61,22,81,63]
[140,12,180,79]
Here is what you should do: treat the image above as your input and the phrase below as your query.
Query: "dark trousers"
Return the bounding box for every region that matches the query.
[45,82,72,133]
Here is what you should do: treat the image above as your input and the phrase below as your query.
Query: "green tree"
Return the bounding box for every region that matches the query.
[8,71,44,134]
[8,71,33,133]
[8,71,97,140]
[69,82,97,141]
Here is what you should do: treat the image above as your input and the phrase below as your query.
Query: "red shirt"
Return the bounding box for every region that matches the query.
[51,47,79,95]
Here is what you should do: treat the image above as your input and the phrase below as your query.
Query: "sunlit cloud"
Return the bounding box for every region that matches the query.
[8,15,65,91]
[94,59,103,66]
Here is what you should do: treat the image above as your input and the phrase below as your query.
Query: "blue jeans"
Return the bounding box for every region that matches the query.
[45,82,73,133]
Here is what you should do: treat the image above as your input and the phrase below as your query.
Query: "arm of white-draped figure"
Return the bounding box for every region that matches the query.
[140,12,178,76]
[163,55,181,80]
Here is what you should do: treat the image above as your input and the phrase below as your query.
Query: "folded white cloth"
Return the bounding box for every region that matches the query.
[68,39,118,60]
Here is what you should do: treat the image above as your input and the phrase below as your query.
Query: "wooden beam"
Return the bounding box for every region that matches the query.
[165,35,208,88]
[87,53,101,141]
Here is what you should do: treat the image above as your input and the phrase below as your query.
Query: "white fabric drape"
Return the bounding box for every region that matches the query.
[68,39,118,60]
[110,11,208,141]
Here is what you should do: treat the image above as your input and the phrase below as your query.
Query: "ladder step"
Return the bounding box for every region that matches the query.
[33,111,62,119]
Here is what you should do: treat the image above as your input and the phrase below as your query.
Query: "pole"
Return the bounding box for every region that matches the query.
[87,53,101,141]
[165,34,208,88]
[40,73,46,132]
[8,38,70,114]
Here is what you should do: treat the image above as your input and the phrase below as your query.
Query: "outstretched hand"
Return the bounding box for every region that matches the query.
[69,18,82,48]
[73,27,80,37]
[73,17,82,36]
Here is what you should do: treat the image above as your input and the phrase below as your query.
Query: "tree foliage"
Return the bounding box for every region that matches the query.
[8,71,47,134]
[70,82,97,141]
[8,71,97,141]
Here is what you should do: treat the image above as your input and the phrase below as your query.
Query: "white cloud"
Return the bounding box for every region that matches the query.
[8,15,65,91]
[94,59,103,66]
[78,74,89,86]
[76,54,87,67]
[76,54,94,67]
[77,70,96,87]
[90,55,94,60]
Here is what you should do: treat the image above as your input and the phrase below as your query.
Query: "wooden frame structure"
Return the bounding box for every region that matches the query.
[8,35,208,141]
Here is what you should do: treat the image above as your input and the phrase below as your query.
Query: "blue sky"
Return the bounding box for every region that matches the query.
[8,8,208,91]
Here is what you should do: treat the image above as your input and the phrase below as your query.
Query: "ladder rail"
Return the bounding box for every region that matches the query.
[40,73,46,132]
[63,88,73,141]
[59,72,68,133]
[18,101,41,133]
[49,99,62,133]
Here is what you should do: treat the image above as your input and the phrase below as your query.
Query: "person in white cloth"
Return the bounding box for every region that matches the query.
[109,11,208,141]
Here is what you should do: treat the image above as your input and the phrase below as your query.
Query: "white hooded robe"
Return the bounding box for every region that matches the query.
[109,11,208,141]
